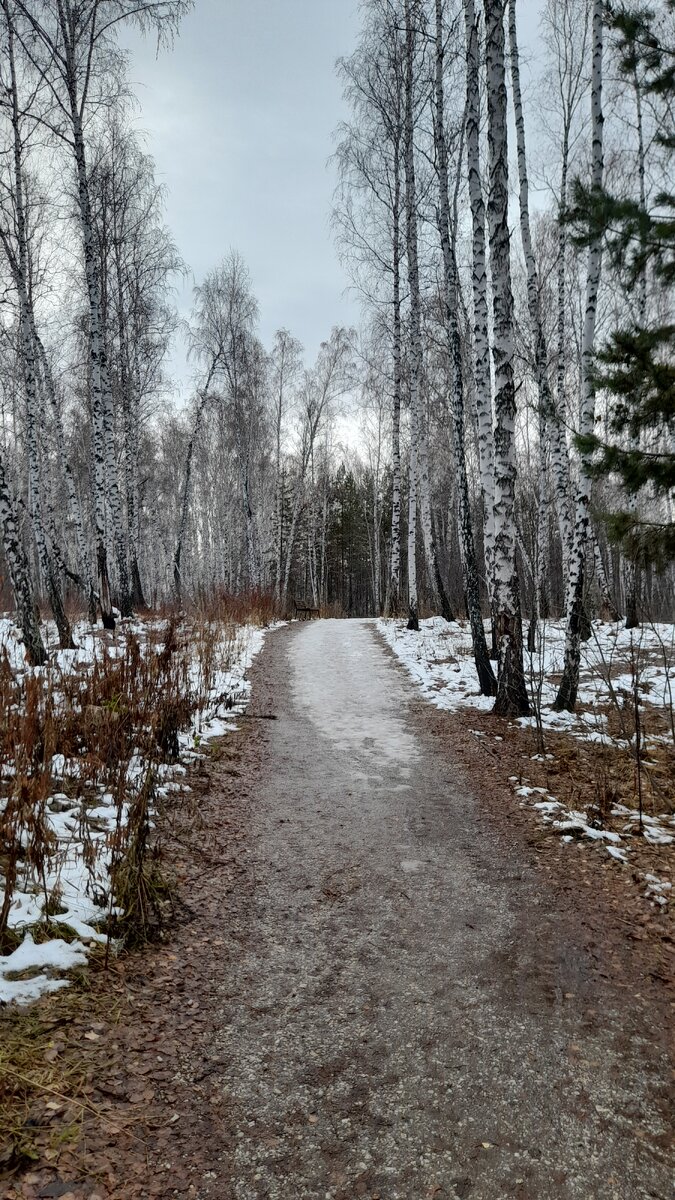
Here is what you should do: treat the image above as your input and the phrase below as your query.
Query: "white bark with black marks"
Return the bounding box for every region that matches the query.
[434,0,495,693]
[464,0,496,618]
[407,399,419,630]
[403,0,452,624]
[555,0,604,711]
[0,449,46,666]
[483,0,530,717]
[1,2,73,647]
[624,61,647,631]
[389,143,403,615]
[508,0,555,641]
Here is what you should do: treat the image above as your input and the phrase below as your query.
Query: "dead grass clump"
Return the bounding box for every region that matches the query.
[162,587,277,628]
[0,614,238,956]
[106,767,170,950]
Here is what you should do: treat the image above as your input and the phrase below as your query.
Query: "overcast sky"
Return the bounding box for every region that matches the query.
[123,0,545,389]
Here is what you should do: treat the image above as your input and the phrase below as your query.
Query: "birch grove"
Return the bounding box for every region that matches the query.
[0,0,671,709]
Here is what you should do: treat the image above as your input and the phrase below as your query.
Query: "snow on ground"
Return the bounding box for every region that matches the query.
[378,616,674,736]
[377,616,495,715]
[378,615,674,890]
[0,616,276,1006]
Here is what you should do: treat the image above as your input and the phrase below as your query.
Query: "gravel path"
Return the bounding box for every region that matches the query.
[210,619,672,1200]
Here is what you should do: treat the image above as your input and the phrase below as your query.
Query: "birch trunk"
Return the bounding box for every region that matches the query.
[22,310,73,649]
[276,468,285,605]
[69,100,115,628]
[484,0,530,717]
[0,450,47,665]
[3,8,73,648]
[593,532,619,622]
[100,348,132,617]
[282,489,303,610]
[174,361,218,601]
[10,290,80,641]
[528,401,550,649]
[403,0,452,625]
[553,124,573,573]
[508,0,554,645]
[54,0,124,622]
[373,467,382,614]
[239,451,259,588]
[389,145,403,615]
[272,341,289,605]
[33,329,96,622]
[624,64,647,630]
[114,252,145,609]
[319,458,329,606]
[434,0,496,694]
[173,423,199,604]
[554,0,604,711]
[464,0,496,628]
[407,410,419,630]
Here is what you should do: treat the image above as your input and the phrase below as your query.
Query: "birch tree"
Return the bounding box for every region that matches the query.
[173,357,221,602]
[508,0,557,645]
[483,0,530,717]
[89,118,182,609]
[0,0,74,647]
[270,330,303,605]
[335,1,405,614]
[464,0,496,638]
[191,255,266,588]
[554,0,604,711]
[281,329,352,609]
[0,449,47,664]
[541,0,591,577]
[11,0,191,626]
[433,0,495,694]
[403,0,453,627]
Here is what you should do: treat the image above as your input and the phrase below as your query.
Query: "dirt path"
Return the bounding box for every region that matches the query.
[201,619,672,1199]
[8,619,673,1200]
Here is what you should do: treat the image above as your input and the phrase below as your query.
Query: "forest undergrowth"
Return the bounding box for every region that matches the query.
[380,614,675,920]
[0,594,275,980]
[0,592,277,1180]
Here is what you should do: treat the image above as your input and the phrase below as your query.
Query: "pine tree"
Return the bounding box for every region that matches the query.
[571,1,674,568]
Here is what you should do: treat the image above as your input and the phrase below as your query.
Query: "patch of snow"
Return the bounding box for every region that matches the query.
[378,616,674,745]
[0,614,277,1006]
[0,933,88,1005]
[642,872,672,906]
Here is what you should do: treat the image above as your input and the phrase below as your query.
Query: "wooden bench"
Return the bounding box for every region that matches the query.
[294,602,320,621]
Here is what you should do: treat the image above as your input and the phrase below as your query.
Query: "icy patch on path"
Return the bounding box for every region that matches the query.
[292,619,419,771]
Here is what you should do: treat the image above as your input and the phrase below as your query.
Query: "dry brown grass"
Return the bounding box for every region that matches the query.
[159,586,278,628]
[0,611,248,956]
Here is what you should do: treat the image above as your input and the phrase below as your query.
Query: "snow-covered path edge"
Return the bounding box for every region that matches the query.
[377,616,673,909]
[0,619,281,1006]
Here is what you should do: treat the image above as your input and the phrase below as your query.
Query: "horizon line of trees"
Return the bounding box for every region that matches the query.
[0,0,673,722]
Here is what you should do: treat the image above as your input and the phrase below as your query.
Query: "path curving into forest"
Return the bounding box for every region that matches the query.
[205,619,672,1200]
